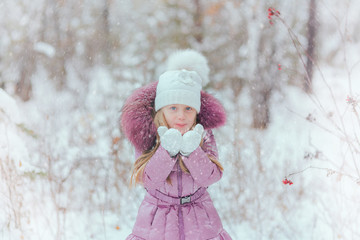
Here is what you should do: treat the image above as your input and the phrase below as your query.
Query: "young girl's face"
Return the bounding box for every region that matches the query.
[162,104,197,135]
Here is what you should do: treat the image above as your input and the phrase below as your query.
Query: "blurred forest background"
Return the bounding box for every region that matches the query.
[1,0,360,239]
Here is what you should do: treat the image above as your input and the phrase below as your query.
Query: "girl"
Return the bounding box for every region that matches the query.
[121,50,232,240]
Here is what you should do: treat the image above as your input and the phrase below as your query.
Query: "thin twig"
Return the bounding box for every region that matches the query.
[275,11,360,177]
[286,165,359,183]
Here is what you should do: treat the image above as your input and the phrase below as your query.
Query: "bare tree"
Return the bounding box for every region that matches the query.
[50,0,67,89]
[193,0,203,43]
[15,40,35,101]
[304,0,317,93]
[101,0,111,64]
[251,12,278,129]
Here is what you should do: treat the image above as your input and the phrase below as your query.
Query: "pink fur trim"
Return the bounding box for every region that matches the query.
[120,82,226,152]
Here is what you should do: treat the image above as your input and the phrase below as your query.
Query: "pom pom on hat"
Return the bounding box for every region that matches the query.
[166,49,210,86]
[155,49,209,112]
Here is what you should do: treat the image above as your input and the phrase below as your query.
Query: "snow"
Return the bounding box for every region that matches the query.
[1,1,360,239]
[34,42,56,58]
[0,88,21,124]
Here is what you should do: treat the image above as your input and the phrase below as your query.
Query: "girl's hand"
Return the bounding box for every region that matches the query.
[157,126,182,157]
[180,124,204,156]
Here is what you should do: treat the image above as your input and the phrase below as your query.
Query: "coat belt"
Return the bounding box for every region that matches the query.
[146,187,206,205]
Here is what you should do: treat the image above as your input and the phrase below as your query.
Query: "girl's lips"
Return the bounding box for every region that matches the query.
[175,124,186,128]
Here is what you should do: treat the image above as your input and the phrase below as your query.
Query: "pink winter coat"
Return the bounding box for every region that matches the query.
[121,82,232,240]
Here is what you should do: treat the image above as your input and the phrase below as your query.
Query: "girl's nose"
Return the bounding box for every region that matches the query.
[177,111,185,120]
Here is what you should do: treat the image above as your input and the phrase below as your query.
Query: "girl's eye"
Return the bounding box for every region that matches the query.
[170,106,176,110]
[186,107,192,111]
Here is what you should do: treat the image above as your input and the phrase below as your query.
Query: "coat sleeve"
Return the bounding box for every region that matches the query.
[181,129,222,187]
[138,146,177,190]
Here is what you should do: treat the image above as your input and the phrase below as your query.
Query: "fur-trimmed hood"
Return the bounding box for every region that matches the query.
[120,81,226,152]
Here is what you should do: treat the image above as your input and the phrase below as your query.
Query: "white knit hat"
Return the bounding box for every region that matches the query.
[155,49,209,113]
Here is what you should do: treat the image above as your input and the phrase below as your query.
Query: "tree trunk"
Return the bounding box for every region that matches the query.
[304,0,317,93]
[101,0,111,64]
[251,27,277,130]
[50,0,66,90]
[193,0,203,43]
[251,87,271,129]
[15,42,34,101]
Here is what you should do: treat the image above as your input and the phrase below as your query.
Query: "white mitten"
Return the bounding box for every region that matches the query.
[157,126,182,157]
[180,124,204,156]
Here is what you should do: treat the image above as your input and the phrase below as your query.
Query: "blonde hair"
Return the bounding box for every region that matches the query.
[130,109,224,186]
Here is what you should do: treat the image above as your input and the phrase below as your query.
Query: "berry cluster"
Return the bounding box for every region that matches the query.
[346,95,357,106]
[282,178,293,185]
[268,7,280,25]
